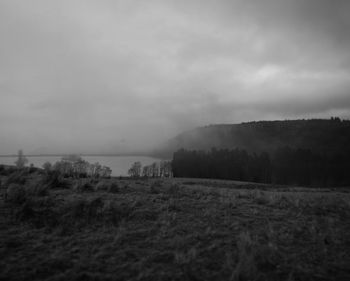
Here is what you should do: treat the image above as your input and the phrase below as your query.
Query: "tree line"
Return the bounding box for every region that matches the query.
[43,155,112,178]
[155,118,350,159]
[128,160,172,178]
[172,147,350,187]
[7,150,112,179]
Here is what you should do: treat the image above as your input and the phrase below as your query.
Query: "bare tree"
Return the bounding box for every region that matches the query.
[89,162,102,178]
[128,161,142,177]
[150,162,159,177]
[160,161,166,177]
[142,165,149,177]
[164,161,173,178]
[14,149,28,169]
[101,166,112,178]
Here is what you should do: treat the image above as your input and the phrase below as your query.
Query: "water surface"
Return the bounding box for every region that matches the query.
[0,155,161,177]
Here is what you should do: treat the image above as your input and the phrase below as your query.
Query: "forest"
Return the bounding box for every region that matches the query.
[156,118,350,158]
[172,146,350,187]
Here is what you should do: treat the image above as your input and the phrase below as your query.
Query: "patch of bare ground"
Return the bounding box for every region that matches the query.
[0,173,350,281]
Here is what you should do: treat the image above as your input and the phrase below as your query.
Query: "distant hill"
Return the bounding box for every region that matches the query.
[154,118,350,157]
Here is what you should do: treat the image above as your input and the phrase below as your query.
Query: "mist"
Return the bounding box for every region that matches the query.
[1,0,350,154]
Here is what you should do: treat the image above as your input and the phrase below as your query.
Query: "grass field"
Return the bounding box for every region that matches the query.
[1,169,350,281]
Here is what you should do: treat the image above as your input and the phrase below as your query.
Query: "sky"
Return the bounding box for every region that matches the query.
[0,0,350,154]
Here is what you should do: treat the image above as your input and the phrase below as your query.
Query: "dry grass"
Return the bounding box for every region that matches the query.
[0,173,350,281]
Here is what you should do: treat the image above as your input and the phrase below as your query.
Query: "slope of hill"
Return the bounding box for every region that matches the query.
[155,118,350,157]
[1,168,350,280]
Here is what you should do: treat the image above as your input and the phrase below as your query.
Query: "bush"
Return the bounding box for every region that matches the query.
[28,165,39,174]
[7,195,133,230]
[59,198,130,227]
[94,181,119,193]
[5,171,27,185]
[108,182,119,193]
[0,166,17,176]
[95,181,110,191]
[63,197,104,222]
[102,201,132,225]
[44,171,70,189]
[26,182,49,197]
[73,181,94,193]
[6,180,49,205]
[14,197,58,228]
[90,178,100,184]
[6,184,27,204]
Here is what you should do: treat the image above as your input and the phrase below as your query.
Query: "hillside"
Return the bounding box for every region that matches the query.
[1,168,350,280]
[155,118,350,157]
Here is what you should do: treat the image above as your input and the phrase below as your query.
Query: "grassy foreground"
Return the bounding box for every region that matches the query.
[1,170,350,281]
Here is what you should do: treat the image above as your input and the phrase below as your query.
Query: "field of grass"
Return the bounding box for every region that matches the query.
[1,168,350,281]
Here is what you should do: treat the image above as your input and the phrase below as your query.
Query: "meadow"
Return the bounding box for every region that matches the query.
[0,166,350,281]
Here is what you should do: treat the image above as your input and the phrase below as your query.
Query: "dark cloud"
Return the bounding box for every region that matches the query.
[0,0,349,154]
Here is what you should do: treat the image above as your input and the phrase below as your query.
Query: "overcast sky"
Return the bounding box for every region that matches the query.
[1,0,350,154]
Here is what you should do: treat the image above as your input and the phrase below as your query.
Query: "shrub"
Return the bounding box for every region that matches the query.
[28,165,39,174]
[0,166,17,176]
[57,198,102,229]
[44,171,70,189]
[42,162,52,174]
[70,197,104,221]
[102,201,133,225]
[73,181,94,193]
[108,182,119,193]
[6,184,27,204]
[60,198,130,227]
[5,171,27,185]
[14,197,58,228]
[26,182,49,197]
[94,181,119,193]
[94,181,110,191]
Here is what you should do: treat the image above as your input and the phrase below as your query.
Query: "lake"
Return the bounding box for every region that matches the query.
[0,155,162,177]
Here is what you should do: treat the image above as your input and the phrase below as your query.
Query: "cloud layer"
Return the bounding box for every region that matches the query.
[0,0,349,154]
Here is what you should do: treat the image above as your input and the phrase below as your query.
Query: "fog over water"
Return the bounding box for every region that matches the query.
[1,0,350,155]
